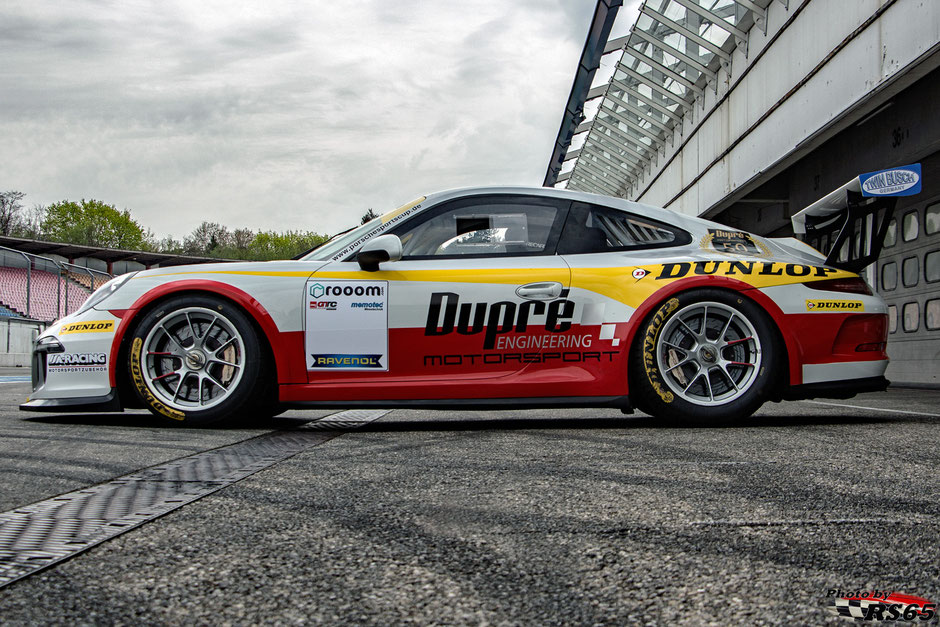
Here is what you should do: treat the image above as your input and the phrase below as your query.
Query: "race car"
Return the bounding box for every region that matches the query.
[21,182,899,425]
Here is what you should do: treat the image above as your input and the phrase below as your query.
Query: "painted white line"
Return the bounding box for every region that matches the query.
[801,400,940,418]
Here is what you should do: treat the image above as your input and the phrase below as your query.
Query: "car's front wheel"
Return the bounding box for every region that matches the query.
[127,294,271,425]
[629,289,780,424]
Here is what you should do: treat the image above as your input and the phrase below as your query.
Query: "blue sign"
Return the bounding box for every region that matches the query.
[859,163,921,197]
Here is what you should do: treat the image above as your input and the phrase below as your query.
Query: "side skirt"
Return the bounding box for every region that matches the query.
[780,376,889,401]
[282,395,633,412]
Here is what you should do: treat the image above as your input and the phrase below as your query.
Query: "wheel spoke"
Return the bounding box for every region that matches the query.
[203,370,228,392]
[718,313,734,343]
[677,318,698,340]
[665,357,692,373]
[703,369,714,401]
[210,336,237,356]
[185,312,199,346]
[159,325,187,353]
[209,358,240,369]
[661,341,688,353]
[718,364,739,391]
[171,374,187,402]
[725,336,754,347]
[700,305,708,336]
[683,371,703,394]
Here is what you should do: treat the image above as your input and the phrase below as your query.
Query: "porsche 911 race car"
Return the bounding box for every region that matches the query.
[21,179,905,424]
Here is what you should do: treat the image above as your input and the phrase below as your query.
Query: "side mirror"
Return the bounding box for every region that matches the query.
[357,234,402,272]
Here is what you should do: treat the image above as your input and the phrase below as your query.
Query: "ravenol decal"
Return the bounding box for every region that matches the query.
[860,163,921,197]
[59,320,115,334]
[310,354,383,368]
[806,299,864,312]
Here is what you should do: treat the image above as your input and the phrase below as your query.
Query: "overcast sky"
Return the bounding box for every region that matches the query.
[1,0,637,240]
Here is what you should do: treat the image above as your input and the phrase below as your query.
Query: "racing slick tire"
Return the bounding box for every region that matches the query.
[127,294,272,425]
[629,289,780,425]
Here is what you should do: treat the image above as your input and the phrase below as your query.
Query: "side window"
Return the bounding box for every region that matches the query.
[902,211,918,242]
[902,256,919,288]
[926,250,940,283]
[880,261,897,291]
[394,196,566,258]
[926,299,940,331]
[884,218,897,248]
[557,203,687,255]
[903,302,919,332]
[926,202,939,236]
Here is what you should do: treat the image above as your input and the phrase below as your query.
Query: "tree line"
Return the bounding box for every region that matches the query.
[0,190,374,261]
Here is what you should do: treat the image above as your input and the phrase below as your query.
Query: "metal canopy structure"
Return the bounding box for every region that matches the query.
[546,0,772,196]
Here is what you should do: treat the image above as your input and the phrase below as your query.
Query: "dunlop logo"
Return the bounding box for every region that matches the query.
[59,320,115,334]
[805,300,864,312]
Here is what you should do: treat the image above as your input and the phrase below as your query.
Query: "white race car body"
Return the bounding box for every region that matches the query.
[22,187,890,423]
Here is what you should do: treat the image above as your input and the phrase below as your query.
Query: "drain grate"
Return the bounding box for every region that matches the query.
[0,409,389,588]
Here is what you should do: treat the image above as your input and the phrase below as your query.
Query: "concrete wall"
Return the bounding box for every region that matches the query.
[632,0,940,217]
[0,318,44,367]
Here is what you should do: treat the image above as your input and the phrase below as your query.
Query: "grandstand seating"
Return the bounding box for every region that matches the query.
[0,266,91,322]
[0,303,19,318]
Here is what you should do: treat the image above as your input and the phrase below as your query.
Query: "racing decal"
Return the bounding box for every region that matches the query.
[47,353,107,374]
[642,298,679,404]
[806,299,864,312]
[421,291,624,368]
[129,338,185,421]
[59,320,115,334]
[305,280,389,370]
[329,198,425,261]
[859,163,921,197]
[701,229,771,257]
[655,261,838,281]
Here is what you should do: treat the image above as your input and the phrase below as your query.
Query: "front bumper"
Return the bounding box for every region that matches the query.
[20,389,122,413]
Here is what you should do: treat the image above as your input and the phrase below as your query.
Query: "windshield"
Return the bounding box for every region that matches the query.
[300,196,426,261]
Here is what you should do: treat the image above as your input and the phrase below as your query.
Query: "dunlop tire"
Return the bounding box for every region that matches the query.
[127,295,271,426]
[628,289,780,425]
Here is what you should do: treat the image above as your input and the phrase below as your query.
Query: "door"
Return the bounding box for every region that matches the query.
[304,194,572,385]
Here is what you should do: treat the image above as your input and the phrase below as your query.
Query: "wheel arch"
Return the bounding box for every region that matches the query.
[622,278,799,395]
[109,281,285,402]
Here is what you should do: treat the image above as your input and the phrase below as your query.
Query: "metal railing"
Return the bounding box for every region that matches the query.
[0,246,113,323]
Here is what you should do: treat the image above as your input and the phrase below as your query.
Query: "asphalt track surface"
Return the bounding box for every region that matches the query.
[0,367,937,625]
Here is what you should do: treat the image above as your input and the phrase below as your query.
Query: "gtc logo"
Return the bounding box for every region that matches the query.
[309,300,337,311]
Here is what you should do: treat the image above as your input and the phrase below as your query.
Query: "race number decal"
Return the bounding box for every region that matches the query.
[304,280,389,371]
[701,229,770,257]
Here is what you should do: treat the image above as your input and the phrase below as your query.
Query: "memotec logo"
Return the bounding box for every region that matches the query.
[860,164,921,197]
[309,283,384,298]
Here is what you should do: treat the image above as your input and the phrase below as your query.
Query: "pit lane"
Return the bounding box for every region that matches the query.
[0,367,937,625]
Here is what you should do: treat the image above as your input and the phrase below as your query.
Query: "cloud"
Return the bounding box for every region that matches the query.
[0,0,631,239]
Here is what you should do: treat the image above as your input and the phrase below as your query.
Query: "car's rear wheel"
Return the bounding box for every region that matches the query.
[629,289,780,424]
[128,294,271,425]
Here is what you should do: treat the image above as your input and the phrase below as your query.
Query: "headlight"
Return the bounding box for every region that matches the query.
[75,272,138,314]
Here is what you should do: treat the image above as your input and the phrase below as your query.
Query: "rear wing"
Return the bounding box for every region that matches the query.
[791,164,922,273]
